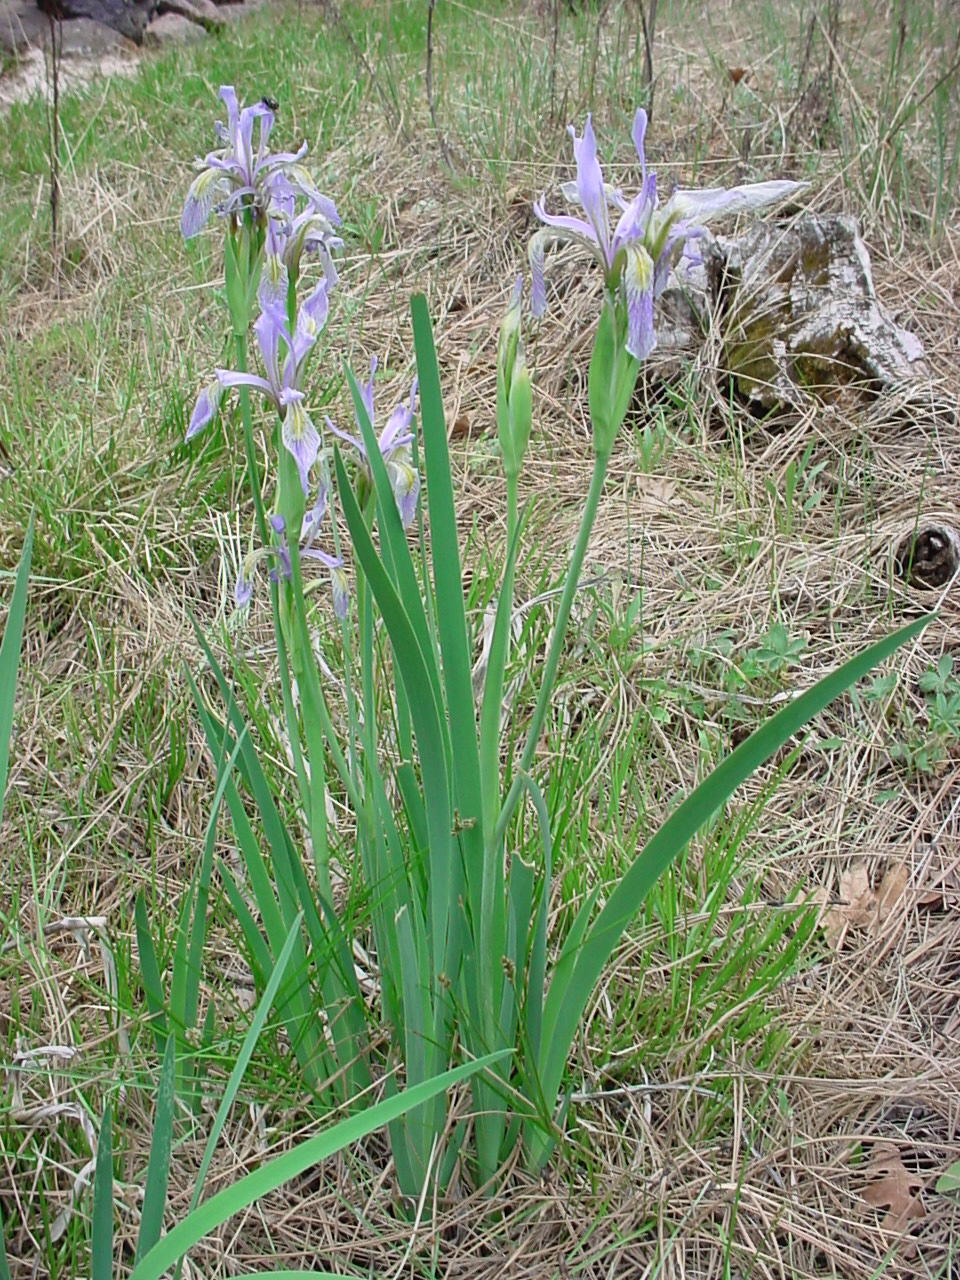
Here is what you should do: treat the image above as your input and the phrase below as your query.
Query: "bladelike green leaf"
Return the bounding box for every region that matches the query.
[129,1051,509,1280]
[135,1035,177,1264]
[410,294,485,849]
[528,613,933,1169]
[91,1106,113,1280]
[0,513,33,835]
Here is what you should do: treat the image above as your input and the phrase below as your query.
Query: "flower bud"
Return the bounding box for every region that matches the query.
[497,277,532,480]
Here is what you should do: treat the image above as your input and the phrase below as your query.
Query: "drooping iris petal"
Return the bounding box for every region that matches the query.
[180,168,227,239]
[624,244,656,361]
[235,572,253,609]
[292,278,329,362]
[324,414,366,459]
[330,567,349,619]
[386,453,420,529]
[258,248,289,314]
[280,390,320,494]
[187,379,223,439]
[529,232,547,318]
[663,179,804,223]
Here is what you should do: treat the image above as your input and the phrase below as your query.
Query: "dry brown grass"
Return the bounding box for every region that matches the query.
[2,0,960,1275]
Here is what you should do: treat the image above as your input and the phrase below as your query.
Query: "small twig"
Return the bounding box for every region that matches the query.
[45,9,62,266]
[426,0,456,172]
[638,0,657,110]
[549,0,560,123]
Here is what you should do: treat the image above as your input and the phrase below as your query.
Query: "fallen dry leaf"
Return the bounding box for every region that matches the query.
[634,474,678,511]
[862,1142,925,1231]
[813,861,908,950]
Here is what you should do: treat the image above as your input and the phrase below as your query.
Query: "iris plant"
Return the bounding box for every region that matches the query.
[172,87,928,1205]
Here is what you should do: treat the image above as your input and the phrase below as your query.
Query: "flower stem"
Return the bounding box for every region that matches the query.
[492,448,610,849]
[506,470,518,564]
[234,331,311,814]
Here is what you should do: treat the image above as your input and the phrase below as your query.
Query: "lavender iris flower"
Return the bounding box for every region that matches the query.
[234,486,349,619]
[187,279,330,494]
[529,109,805,360]
[180,85,341,263]
[325,358,421,529]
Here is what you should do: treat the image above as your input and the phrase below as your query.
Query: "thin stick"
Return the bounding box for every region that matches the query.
[550,0,560,123]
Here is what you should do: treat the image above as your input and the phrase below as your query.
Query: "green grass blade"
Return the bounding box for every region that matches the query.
[218,862,272,986]
[410,294,485,844]
[535,616,933,1150]
[0,1202,11,1280]
[183,727,248,1038]
[129,1052,509,1280]
[90,1105,113,1280]
[0,513,33,833]
[188,916,303,1215]
[135,892,169,1056]
[520,777,552,1069]
[135,1034,177,1263]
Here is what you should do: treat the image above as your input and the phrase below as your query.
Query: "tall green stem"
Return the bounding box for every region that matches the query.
[493,450,610,849]
[234,332,311,818]
[505,471,518,563]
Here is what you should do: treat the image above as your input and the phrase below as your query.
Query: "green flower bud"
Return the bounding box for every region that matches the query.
[497,277,532,479]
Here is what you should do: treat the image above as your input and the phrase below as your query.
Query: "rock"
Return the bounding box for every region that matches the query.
[141,8,203,41]
[651,214,926,412]
[45,0,155,43]
[58,14,136,51]
[708,214,926,409]
[155,0,223,28]
[0,0,48,53]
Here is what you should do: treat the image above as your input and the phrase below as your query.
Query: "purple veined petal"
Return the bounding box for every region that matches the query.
[300,480,329,544]
[378,402,414,455]
[623,244,656,361]
[270,513,286,534]
[386,454,420,529]
[218,85,239,144]
[256,143,309,174]
[180,167,227,239]
[285,164,342,227]
[529,231,547,319]
[301,544,341,570]
[408,376,419,415]
[568,115,612,264]
[355,356,377,431]
[611,171,657,253]
[324,414,366,460]
[280,391,320,494]
[186,379,223,439]
[253,309,286,399]
[663,179,807,224]
[216,368,276,403]
[313,240,341,288]
[292,278,329,363]
[533,197,603,249]
[235,572,254,609]
[329,566,350,619]
[236,103,270,184]
[632,108,649,188]
[258,251,289,315]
